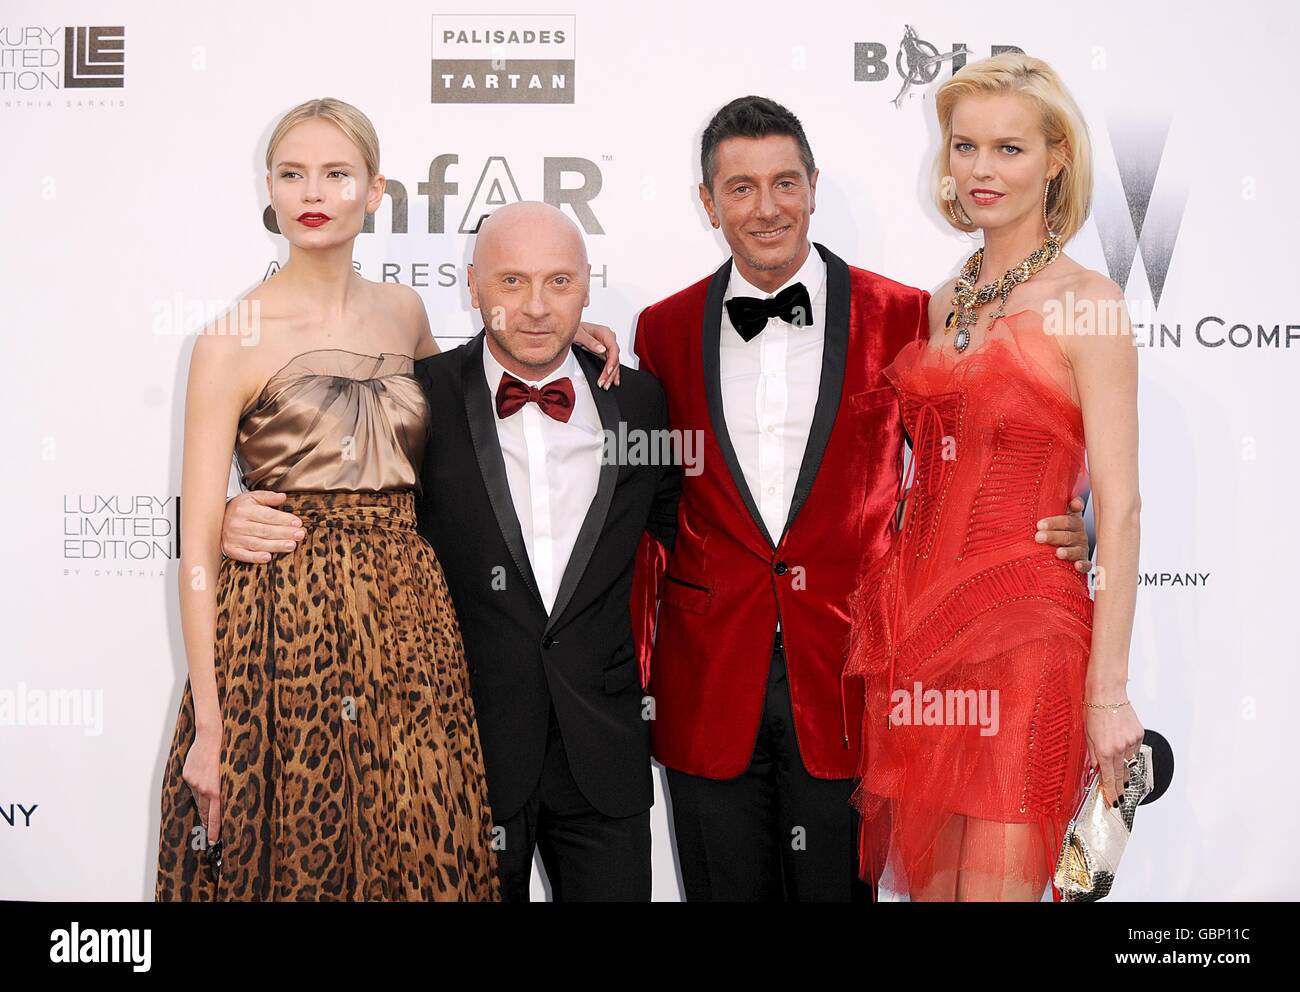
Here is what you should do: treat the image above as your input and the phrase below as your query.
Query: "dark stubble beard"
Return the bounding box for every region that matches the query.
[490,325,574,377]
[738,240,804,276]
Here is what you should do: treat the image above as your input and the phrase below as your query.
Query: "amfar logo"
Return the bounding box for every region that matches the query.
[432,14,574,104]
[263,154,604,236]
[1094,114,1187,310]
[853,25,1021,107]
[0,26,124,91]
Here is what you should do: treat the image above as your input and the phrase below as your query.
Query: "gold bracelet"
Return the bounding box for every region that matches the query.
[1085,699,1131,712]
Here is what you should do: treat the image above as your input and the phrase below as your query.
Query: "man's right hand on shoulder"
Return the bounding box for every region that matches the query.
[221,491,306,563]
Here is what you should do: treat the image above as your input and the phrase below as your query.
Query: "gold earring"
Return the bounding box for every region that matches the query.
[1042,176,1058,239]
[940,175,972,226]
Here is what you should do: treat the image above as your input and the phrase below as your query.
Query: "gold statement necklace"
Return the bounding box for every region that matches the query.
[945,234,1061,352]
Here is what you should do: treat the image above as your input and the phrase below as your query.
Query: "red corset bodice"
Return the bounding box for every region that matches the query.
[846,310,1095,697]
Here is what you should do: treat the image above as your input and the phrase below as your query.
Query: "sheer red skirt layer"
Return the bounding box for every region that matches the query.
[845,311,1094,901]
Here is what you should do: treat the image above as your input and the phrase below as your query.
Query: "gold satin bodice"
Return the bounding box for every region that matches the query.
[236,349,429,493]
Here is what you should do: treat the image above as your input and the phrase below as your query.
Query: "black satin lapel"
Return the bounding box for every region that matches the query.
[545,346,618,634]
[460,331,543,608]
[781,242,849,539]
[703,255,774,549]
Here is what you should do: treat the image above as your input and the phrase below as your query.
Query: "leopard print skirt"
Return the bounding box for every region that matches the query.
[155,490,500,901]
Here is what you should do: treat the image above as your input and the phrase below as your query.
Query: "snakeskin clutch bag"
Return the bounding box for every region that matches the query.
[1053,743,1154,902]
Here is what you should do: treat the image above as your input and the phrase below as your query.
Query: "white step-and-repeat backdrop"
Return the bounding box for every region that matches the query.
[2,0,1295,899]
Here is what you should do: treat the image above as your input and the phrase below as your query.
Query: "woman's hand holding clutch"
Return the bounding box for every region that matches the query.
[1085,697,1145,807]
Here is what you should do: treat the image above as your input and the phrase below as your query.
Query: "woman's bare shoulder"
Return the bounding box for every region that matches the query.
[1048,262,1133,363]
[370,281,437,356]
[189,277,306,412]
[186,310,265,417]
[1062,264,1124,305]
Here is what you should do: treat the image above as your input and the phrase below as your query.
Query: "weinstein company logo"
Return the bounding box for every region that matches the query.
[1095,113,1186,313]
[1096,113,1297,351]
[432,15,575,104]
[63,495,179,562]
[0,26,124,91]
[1140,571,1210,587]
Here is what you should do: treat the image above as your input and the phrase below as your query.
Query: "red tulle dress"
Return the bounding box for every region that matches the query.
[844,309,1094,901]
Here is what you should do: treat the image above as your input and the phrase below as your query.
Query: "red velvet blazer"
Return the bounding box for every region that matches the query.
[632,242,930,779]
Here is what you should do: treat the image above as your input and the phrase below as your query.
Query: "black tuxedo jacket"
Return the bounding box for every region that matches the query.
[414,331,680,821]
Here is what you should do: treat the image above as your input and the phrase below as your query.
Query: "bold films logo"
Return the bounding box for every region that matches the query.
[853,24,1021,108]
[432,15,575,104]
[0,25,124,91]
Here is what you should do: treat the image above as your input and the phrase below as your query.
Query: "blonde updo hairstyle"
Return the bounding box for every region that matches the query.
[932,53,1092,243]
[265,97,381,181]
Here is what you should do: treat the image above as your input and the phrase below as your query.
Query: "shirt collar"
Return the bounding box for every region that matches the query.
[482,331,580,392]
[726,240,825,303]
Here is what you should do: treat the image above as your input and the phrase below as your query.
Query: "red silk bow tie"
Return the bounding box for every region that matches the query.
[494,372,575,423]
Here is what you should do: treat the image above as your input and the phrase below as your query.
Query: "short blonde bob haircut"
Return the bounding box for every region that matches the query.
[265,97,380,180]
[933,53,1092,243]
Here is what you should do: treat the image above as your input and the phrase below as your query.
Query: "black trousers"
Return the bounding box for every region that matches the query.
[494,705,651,901]
[666,631,870,901]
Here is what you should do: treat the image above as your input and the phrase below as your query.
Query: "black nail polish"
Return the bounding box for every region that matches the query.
[1111,799,1119,808]
[1123,780,1130,789]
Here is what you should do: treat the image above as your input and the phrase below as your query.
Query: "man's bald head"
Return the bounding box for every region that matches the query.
[473,201,588,271]
[467,200,592,379]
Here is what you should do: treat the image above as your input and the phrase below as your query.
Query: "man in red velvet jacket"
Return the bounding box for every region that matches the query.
[631,96,1090,900]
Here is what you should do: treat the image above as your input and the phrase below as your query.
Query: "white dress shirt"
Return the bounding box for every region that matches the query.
[719,241,827,545]
[482,341,603,614]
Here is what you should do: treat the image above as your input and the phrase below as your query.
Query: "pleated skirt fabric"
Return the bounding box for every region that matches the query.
[155,490,500,901]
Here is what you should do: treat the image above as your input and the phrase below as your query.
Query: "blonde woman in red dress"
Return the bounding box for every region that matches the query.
[845,54,1146,901]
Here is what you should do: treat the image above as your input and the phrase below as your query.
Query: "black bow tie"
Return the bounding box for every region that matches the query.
[724,282,814,342]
